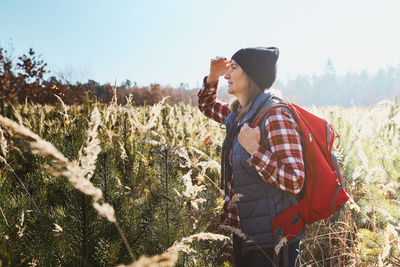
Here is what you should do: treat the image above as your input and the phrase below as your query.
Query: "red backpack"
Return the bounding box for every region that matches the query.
[250,99,350,243]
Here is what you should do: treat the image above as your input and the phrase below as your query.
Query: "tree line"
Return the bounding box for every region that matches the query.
[274,59,400,107]
[1,47,399,107]
[0,47,198,106]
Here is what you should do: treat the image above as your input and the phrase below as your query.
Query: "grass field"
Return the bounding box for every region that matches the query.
[0,95,399,266]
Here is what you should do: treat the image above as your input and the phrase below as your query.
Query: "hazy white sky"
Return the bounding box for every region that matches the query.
[1,0,400,88]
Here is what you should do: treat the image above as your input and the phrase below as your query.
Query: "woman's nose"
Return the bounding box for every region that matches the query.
[224,71,230,80]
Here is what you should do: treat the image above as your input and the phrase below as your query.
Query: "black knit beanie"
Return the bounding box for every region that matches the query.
[231,47,279,90]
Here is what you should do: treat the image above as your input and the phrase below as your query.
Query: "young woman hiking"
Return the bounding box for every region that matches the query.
[197,47,306,267]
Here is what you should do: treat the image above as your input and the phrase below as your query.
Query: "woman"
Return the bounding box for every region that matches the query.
[198,47,305,267]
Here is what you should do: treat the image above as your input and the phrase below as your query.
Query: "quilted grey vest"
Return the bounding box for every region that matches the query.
[221,92,303,253]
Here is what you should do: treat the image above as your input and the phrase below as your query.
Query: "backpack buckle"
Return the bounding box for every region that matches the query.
[274,227,283,241]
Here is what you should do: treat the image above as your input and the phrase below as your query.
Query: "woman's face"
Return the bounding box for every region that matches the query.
[224,60,248,98]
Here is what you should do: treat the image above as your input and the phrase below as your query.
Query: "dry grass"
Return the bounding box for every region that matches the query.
[1,97,399,266]
[78,106,101,180]
[0,126,8,158]
[118,232,229,267]
[0,107,132,259]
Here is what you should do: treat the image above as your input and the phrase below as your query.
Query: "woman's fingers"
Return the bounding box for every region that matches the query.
[211,56,228,62]
[209,56,230,79]
[211,58,230,68]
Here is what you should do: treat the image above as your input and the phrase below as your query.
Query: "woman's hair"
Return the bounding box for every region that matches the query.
[229,75,263,122]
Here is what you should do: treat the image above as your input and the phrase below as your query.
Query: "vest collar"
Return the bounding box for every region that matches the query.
[238,91,272,127]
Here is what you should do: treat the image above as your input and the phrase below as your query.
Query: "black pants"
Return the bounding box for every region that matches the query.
[232,234,300,267]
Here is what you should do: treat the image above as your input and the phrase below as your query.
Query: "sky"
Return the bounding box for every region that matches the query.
[1,0,400,88]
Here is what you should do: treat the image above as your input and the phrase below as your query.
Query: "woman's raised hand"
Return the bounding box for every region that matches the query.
[207,56,230,83]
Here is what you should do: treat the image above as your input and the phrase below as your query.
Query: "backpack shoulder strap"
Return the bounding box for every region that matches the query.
[251,98,292,150]
[251,99,305,203]
[250,97,284,127]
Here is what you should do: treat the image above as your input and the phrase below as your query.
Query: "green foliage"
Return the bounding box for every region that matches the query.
[0,97,399,266]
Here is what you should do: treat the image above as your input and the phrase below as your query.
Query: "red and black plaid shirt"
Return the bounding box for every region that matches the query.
[198,76,305,228]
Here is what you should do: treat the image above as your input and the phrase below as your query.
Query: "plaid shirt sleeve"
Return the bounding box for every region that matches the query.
[249,107,305,195]
[197,76,231,124]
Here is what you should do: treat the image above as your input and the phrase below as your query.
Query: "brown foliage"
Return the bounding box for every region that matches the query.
[0,47,199,106]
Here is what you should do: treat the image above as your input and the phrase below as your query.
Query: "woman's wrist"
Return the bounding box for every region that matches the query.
[247,149,258,165]
[206,74,219,84]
